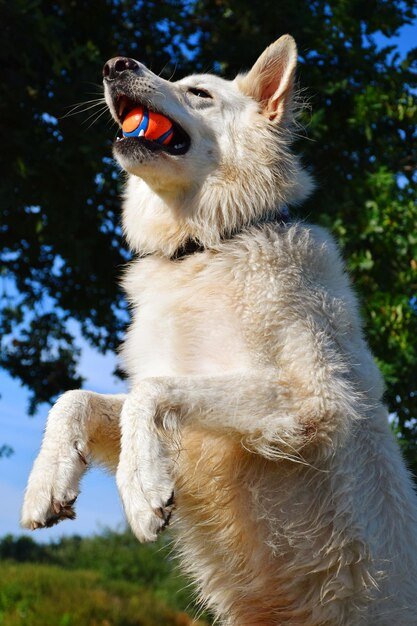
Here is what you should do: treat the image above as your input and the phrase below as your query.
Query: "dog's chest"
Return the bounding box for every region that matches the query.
[122,255,250,379]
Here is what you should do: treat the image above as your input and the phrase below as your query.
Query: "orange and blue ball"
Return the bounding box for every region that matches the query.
[122,106,174,145]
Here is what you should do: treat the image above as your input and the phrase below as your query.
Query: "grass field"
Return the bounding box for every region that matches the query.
[0,562,207,626]
[0,533,209,626]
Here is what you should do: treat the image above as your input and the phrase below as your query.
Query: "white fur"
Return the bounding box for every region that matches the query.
[22,36,417,624]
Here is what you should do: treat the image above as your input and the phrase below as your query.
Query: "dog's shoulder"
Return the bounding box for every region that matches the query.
[217,220,364,347]
[221,220,349,295]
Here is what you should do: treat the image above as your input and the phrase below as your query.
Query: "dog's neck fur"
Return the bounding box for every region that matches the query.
[149,208,291,261]
[122,139,313,258]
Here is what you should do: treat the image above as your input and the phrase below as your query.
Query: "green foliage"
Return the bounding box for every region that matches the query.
[0,531,196,613]
[0,531,209,624]
[0,0,196,412]
[1,2,417,467]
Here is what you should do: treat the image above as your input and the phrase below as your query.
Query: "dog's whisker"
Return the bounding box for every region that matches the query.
[60,100,106,119]
[157,59,171,78]
[63,98,106,110]
[166,61,178,82]
[61,105,107,121]
[106,116,118,129]
[82,80,105,89]
[62,104,106,117]
[83,107,111,129]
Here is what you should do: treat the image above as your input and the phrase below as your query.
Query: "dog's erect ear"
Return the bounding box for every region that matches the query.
[237,35,297,123]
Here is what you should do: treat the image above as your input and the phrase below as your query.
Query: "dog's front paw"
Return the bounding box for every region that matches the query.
[117,462,175,542]
[117,380,179,542]
[21,476,79,530]
[21,441,87,530]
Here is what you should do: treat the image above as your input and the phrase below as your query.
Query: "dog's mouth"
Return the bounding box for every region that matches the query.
[114,95,191,156]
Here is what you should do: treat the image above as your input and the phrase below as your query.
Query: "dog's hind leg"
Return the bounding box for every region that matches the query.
[21,390,124,530]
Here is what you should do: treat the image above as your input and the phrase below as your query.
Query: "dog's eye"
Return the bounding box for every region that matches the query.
[188,87,212,99]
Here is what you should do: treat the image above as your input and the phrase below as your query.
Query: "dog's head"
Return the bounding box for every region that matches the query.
[104,35,313,255]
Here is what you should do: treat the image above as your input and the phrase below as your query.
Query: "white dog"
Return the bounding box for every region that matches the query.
[22,35,417,624]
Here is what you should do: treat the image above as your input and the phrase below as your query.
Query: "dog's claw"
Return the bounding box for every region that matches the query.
[151,492,175,535]
[52,499,62,515]
[157,510,172,534]
[165,491,175,507]
[162,509,173,529]
[44,505,76,528]
[155,507,165,520]
[155,491,175,517]
[26,497,77,531]
[30,521,42,530]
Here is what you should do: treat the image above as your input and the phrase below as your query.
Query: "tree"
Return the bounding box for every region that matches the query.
[1,1,417,468]
[1,0,196,412]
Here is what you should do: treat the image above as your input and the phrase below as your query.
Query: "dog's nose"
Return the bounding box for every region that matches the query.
[103,57,139,80]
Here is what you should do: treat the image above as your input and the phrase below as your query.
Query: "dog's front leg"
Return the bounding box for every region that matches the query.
[21,391,125,530]
[116,381,176,542]
[118,366,362,542]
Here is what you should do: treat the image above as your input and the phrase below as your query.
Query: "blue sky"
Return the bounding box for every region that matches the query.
[374,21,417,55]
[1,19,416,542]
[0,332,127,541]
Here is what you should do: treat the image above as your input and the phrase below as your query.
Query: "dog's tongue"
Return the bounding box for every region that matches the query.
[122,106,174,145]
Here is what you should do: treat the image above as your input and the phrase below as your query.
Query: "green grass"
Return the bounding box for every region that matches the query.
[0,531,211,625]
[0,561,206,626]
